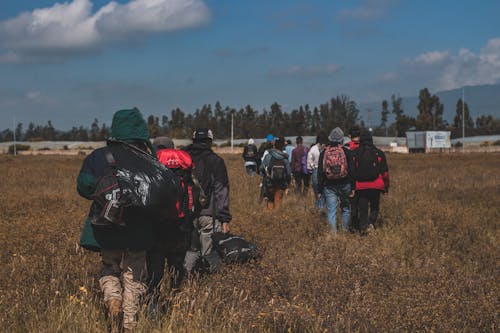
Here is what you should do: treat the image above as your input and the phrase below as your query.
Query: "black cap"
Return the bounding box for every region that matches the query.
[192,128,214,141]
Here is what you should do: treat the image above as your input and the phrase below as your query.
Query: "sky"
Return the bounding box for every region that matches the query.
[0,0,499,129]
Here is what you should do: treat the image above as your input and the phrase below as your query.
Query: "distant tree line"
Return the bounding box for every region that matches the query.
[1,89,499,142]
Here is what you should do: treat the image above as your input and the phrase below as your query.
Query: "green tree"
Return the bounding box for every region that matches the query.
[453,98,474,136]
[416,88,445,130]
[90,118,100,141]
[381,100,389,135]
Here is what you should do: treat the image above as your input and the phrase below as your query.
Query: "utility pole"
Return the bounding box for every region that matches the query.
[13,115,17,156]
[231,111,234,153]
[367,108,372,131]
[462,87,465,153]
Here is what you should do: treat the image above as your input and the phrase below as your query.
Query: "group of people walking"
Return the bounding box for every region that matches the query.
[76,108,389,332]
[242,125,390,235]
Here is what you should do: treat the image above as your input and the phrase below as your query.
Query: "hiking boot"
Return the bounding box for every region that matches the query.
[107,299,122,333]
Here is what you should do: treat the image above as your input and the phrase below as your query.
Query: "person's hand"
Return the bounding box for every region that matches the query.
[222,222,230,234]
[317,193,322,200]
[349,190,355,198]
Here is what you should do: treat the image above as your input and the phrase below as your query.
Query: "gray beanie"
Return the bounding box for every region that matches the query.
[328,127,344,143]
[153,136,175,149]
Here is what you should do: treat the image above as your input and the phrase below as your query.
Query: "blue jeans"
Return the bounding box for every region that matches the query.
[312,168,325,209]
[323,183,351,232]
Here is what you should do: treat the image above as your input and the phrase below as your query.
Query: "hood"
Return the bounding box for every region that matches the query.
[109,108,154,154]
[269,149,287,159]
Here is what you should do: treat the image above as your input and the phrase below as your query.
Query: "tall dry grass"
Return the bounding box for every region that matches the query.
[0,153,498,332]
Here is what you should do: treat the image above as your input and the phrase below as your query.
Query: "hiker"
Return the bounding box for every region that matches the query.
[146,136,192,315]
[307,132,327,210]
[260,136,291,209]
[347,125,361,150]
[284,139,294,163]
[183,128,232,274]
[346,125,361,232]
[77,108,160,332]
[317,127,355,233]
[242,138,259,176]
[290,136,310,195]
[259,134,275,163]
[352,130,390,235]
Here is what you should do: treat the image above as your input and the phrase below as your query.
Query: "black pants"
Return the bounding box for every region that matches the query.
[147,222,189,295]
[350,192,360,232]
[293,172,310,195]
[356,189,382,231]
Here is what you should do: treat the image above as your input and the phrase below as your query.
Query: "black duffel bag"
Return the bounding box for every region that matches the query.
[90,139,179,226]
[212,232,260,264]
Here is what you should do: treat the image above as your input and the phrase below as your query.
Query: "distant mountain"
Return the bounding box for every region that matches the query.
[359,83,500,126]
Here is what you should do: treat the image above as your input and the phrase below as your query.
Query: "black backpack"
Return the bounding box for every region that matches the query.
[266,154,287,183]
[354,145,381,181]
[243,145,256,160]
[212,232,260,264]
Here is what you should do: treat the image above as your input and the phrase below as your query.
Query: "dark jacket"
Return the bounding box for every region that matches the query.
[77,146,156,251]
[317,144,355,193]
[242,144,258,163]
[184,142,232,223]
[76,108,155,251]
[353,143,390,192]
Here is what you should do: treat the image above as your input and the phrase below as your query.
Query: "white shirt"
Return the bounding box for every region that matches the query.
[307,143,321,171]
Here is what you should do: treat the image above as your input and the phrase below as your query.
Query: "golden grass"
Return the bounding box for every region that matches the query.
[0,153,498,332]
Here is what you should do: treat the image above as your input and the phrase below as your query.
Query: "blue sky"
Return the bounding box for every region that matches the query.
[0,0,499,129]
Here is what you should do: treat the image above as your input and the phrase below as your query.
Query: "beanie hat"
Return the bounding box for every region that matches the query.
[328,127,344,143]
[266,134,275,142]
[153,136,174,149]
[360,130,373,144]
[193,128,214,141]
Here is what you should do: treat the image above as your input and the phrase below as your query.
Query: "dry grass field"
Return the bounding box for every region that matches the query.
[0,152,498,332]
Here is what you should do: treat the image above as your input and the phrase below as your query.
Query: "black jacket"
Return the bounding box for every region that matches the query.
[242,144,258,163]
[184,142,232,223]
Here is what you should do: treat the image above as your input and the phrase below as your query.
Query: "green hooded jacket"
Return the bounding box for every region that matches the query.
[77,108,156,251]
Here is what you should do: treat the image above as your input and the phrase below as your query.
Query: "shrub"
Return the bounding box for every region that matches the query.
[452,141,462,148]
[492,140,500,146]
[8,144,30,154]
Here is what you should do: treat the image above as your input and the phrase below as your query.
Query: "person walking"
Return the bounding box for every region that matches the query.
[242,138,259,176]
[307,132,327,210]
[346,125,361,232]
[146,136,191,315]
[352,130,390,235]
[260,137,291,209]
[290,136,310,195]
[317,127,355,233]
[284,139,294,163]
[183,128,232,274]
[77,108,158,332]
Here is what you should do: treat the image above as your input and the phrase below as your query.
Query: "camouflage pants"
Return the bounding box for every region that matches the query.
[99,249,148,330]
[184,216,222,273]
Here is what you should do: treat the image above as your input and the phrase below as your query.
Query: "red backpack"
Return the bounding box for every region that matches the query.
[323,146,348,180]
[157,149,206,230]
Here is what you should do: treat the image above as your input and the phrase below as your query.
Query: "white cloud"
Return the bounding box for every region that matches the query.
[337,0,396,21]
[272,64,341,78]
[413,51,450,66]
[439,38,500,90]
[0,0,210,63]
